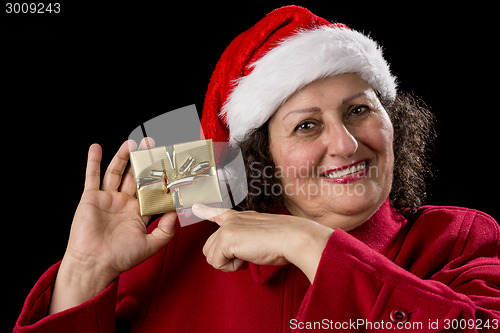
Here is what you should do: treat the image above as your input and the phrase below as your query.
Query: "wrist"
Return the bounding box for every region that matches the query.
[61,252,117,292]
[48,253,118,315]
[285,221,333,283]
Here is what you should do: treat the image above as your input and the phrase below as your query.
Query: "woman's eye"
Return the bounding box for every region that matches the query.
[350,105,368,114]
[294,121,317,132]
[347,105,370,120]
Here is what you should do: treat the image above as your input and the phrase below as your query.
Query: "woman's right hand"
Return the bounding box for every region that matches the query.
[49,139,177,314]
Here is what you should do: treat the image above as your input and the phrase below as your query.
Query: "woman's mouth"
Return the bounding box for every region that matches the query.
[320,160,369,184]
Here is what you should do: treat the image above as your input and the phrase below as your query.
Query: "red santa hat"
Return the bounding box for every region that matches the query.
[201,5,397,145]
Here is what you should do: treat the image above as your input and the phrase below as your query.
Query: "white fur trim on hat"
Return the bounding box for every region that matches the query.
[221,26,397,145]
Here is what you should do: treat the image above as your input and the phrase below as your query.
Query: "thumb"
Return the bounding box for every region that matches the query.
[146,211,178,255]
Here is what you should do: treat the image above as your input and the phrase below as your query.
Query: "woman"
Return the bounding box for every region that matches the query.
[15,6,500,332]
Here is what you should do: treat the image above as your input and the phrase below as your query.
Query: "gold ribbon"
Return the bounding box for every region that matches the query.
[137,148,211,206]
[130,139,222,216]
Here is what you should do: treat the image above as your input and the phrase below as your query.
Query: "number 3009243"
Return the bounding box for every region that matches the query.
[5,3,61,14]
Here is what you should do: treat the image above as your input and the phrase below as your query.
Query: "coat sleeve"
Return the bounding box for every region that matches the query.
[13,218,169,333]
[294,211,500,332]
[13,261,118,333]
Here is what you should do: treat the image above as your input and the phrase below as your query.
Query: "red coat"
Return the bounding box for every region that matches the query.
[14,199,500,332]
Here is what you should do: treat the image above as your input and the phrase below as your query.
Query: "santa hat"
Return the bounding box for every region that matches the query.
[201,5,397,145]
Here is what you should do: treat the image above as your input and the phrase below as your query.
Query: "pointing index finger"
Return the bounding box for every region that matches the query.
[191,204,231,225]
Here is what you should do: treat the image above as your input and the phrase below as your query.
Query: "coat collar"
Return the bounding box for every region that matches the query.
[249,198,407,285]
[349,198,407,255]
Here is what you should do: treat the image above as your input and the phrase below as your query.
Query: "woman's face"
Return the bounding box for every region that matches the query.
[268,73,394,230]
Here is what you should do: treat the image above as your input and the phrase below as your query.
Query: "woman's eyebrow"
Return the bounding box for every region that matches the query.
[342,91,366,104]
[282,107,321,120]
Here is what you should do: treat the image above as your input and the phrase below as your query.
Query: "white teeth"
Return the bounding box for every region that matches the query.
[324,162,366,178]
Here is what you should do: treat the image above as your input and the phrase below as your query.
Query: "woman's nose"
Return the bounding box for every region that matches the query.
[322,123,358,159]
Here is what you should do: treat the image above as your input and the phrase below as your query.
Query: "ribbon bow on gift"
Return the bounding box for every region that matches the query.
[137,146,211,205]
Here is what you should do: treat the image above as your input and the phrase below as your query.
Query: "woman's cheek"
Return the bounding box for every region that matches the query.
[359,116,394,184]
[275,141,324,181]
[357,114,393,156]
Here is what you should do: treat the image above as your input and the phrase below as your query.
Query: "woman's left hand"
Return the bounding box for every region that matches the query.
[192,204,334,283]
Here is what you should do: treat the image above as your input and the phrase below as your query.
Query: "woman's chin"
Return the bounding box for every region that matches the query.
[285,189,385,230]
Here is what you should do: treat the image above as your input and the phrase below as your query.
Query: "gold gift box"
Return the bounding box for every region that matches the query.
[130,139,222,216]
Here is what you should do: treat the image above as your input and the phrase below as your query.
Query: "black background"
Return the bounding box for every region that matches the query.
[3,1,498,330]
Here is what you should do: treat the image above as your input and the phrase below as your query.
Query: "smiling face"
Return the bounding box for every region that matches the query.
[268,73,394,230]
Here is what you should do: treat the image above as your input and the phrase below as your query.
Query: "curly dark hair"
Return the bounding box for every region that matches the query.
[237,90,436,215]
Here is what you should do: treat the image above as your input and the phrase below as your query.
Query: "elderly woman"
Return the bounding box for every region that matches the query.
[15,6,500,332]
